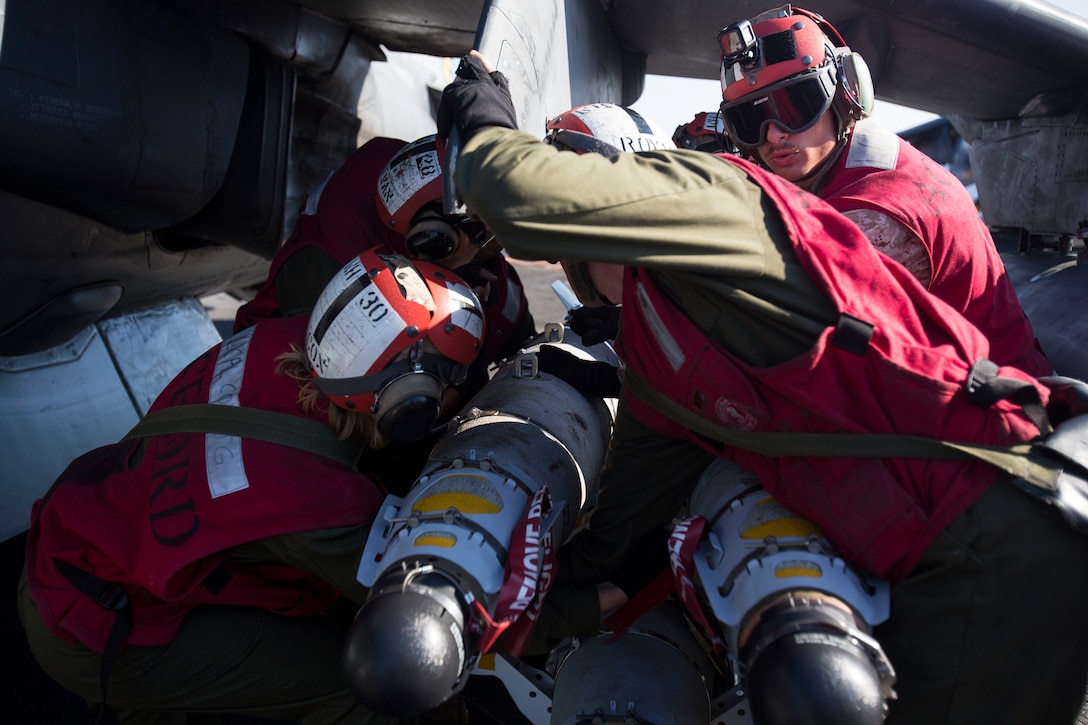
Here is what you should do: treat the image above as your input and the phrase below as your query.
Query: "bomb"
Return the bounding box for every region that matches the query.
[549,599,717,725]
[687,458,897,725]
[347,324,618,717]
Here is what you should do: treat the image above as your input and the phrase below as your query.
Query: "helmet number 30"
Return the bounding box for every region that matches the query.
[358,289,389,323]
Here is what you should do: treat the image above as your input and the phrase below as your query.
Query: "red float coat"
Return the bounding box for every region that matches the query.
[25,317,384,653]
[234,138,532,364]
[617,155,1048,582]
[233,137,408,332]
[819,122,1052,376]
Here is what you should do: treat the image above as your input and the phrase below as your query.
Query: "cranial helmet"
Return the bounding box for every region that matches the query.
[306,249,485,442]
[544,102,675,307]
[375,135,498,262]
[718,5,874,150]
[544,102,676,158]
[673,111,736,154]
[375,135,444,233]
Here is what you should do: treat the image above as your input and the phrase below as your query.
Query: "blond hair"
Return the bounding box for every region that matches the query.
[275,344,388,449]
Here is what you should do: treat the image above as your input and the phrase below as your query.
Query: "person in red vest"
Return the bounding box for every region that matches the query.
[716,5,1052,378]
[437,52,1088,724]
[19,251,485,724]
[233,134,536,373]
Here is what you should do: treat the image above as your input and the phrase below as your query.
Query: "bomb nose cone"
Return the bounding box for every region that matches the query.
[747,631,886,725]
[343,589,467,717]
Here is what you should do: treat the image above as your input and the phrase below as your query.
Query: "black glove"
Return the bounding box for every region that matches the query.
[437,55,519,144]
[569,305,621,346]
[535,345,621,398]
[607,526,671,601]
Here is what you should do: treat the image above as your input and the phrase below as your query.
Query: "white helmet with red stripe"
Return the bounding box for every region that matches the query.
[374,134,499,263]
[306,249,484,442]
[374,135,444,233]
[543,103,675,157]
[543,103,674,308]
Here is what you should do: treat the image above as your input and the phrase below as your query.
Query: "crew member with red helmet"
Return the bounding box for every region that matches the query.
[19,252,485,723]
[717,5,1052,377]
[542,102,675,310]
[672,110,736,155]
[373,135,536,366]
[437,51,1088,725]
[234,135,536,372]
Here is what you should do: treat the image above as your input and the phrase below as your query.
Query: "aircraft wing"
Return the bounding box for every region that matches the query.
[2,0,1086,349]
[303,0,1088,120]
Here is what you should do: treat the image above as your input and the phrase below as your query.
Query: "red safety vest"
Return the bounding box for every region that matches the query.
[617,155,1047,582]
[475,259,531,364]
[233,137,408,332]
[234,138,531,363]
[26,317,384,653]
[820,122,1052,376]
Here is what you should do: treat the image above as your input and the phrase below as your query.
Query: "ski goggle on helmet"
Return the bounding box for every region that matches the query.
[544,103,675,159]
[375,135,497,262]
[718,5,873,149]
[306,249,485,443]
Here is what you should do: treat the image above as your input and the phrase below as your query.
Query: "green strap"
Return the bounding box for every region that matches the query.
[625,373,1064,493]
[123,404,364,469]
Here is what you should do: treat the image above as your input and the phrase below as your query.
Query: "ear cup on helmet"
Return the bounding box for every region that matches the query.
[374,372,444,443]
[835,50,875,121]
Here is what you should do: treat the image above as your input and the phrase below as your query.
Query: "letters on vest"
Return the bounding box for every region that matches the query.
[25,317,383,652]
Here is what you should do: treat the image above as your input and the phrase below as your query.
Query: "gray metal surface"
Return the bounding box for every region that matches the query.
[0,298,221,541]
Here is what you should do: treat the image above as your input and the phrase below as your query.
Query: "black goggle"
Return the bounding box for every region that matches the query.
[720,69,836,148]
[406,214,498,262]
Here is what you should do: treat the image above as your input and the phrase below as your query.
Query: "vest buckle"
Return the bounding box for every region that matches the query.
[95,583,129,611]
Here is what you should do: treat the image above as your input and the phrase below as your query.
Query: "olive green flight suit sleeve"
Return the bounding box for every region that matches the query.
[455,128,837,366]
[456,129,773,274]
